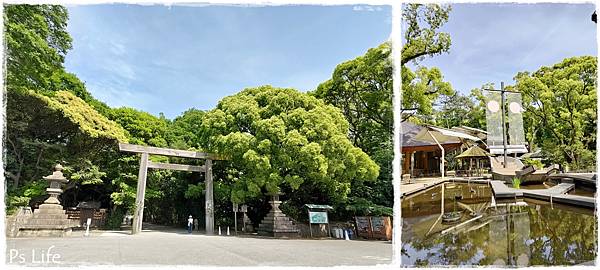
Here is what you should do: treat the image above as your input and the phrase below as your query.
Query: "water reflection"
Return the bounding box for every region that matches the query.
[401,183,597,266]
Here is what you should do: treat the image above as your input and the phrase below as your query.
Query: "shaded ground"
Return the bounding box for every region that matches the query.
[6,224,392,266]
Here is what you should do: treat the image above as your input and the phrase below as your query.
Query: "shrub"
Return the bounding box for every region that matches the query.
[512,177,521,189]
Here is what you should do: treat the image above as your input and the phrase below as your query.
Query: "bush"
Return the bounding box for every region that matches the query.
[522,158,544,170]
[105,207,126,229]
[6,195,31,215]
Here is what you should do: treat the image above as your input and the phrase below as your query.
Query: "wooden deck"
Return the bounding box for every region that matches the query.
[489,181,595,208]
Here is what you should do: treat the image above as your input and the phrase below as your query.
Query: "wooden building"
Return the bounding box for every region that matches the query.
[401,122,463,177]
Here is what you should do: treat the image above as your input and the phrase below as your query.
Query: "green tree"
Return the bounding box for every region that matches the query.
[4,5,72,91]
[314,43,392,151]
[401,3,452,65]
[402,66,454,122]
[313,43,393,215]
[199,86,379,210]
[4,90,127,211]
[514,56,597,170]
[401,4,454,122]
[168,108,206,149]
[108,107,171,147]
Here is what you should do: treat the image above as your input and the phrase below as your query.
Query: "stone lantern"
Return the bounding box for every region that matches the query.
[257,192,299,237]
[17,164,76,237]
[42,164,69,205]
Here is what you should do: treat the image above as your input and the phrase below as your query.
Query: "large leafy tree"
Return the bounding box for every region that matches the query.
[108,107,171,147]
[401,4,454,122]
[168,108,206,149]
[514,56,597,170]
[434,89,487,129]
[4,4,72,91]
[3,5,125,216]
[314,43,392,151]
[5,90,127,211]
[313,43,393,215]
[401,3,452,65]
[402,66,454,122]
[199,86,379,209]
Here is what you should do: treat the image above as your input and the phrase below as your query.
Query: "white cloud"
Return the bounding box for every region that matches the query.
[353,6,382,12]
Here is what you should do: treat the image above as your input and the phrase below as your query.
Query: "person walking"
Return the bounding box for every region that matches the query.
[187,215,193,234]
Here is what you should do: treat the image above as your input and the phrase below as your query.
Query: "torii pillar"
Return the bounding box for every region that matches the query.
[204,159,214,235]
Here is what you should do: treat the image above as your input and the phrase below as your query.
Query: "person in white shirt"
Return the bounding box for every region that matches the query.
[187,215,193,234]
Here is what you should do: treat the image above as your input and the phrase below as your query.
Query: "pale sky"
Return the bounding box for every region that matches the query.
[405,3,597,95]
[64,4,391,118]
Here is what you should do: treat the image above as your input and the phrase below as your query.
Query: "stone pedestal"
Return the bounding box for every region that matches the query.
[18,164,77,237]
[257,194,299,238]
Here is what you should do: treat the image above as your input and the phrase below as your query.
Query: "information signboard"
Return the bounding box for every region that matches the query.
[308,211,328,224]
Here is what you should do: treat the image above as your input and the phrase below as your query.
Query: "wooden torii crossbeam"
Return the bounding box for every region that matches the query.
[118,143,223,235]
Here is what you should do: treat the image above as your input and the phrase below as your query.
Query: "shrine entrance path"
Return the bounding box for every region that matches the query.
[6,226,391,266]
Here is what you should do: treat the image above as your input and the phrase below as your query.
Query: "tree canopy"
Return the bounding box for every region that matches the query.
[401,4,452,65]
[401,4,455,122]
[4,5,72,91]
[199,86,379,204]
[313,43,393,215]
[515,56,597,170]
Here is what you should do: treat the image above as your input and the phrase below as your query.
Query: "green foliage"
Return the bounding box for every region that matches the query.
[522,158,544,170]
[314,43,392,151]
[400,4,454,122]
[512,177,521,189]
[66,160,107,185]
[105,206,126,230]
[401,3,452,65]
[37,91,128,142]
[168,108,206,149]
[4,4,72,91]
[184,183,205,199]
[402,66,454,122]
[200,86,379,205]
[108,107,169,147]
[434,92,484,129]
[344,197,393,217]
[515,56,597,171]
[313,43,393,212]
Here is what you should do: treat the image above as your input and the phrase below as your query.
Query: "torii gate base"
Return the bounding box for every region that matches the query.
[119,143,221,235]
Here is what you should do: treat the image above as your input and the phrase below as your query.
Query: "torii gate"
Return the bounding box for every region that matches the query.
[118,143,223,235]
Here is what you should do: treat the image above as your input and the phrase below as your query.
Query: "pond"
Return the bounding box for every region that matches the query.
[401,182,597,267]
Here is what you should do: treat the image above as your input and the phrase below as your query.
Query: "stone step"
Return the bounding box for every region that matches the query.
[19,224,73,229]
[34,209,66,215]
[24,219,73,226]
[260,218,294,223]
[258,222,298,229]
[32,214,70,219]
[265,213,288,218]
[260,215,294,220]
[37,204,65,210]
[17,227,72,237]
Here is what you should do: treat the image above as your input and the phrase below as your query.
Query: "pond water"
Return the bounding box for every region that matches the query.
[401,183,597,267]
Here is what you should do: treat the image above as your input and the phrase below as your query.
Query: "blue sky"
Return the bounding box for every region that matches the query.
[64,4,391,119]
[406,3,597,95]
